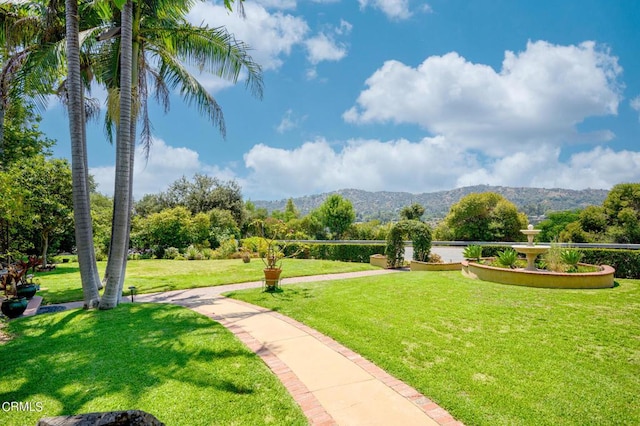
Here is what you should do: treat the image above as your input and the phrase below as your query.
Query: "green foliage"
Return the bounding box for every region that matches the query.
[385,220,432,268]
[536,210,580,242]
[212,238,239,260]
[163,247,180,260]
[462,244,483,260]
[560,247,584,271]
[319,194,356,239]
[282,243,385,263]
[2,156,73,262]
[496,248,518,268]
[400,203,425,221]
[1,102,54,167]
[444,192,527,242]
[581,248,640,279]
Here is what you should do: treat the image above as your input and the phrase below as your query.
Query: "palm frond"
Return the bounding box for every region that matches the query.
[151,42,226,138]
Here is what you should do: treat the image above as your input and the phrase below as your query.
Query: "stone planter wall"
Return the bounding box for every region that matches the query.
[369,254,388,268]
[410,260,462,271]
[461,260,615,289]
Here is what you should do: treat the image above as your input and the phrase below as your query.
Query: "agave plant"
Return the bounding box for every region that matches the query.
[560,247,583,272]
[463,244,483,261]
[497,248,519,269]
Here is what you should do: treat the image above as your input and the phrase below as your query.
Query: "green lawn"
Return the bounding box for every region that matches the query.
[35,258,378,304]
[226,271,640,426]
[0,304,307,426]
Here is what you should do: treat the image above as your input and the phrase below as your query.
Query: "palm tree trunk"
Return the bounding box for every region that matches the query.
[65,0,100,308]
[101,0,133,309]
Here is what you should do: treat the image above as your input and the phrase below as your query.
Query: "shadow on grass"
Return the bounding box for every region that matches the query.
[0,304,258,419]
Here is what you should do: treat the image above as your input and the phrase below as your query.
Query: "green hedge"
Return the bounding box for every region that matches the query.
[478,245,640,279]
[581,249,640,279]
[283,243,386,263]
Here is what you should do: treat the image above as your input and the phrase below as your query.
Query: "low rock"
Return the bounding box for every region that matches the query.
[37,410,164,426]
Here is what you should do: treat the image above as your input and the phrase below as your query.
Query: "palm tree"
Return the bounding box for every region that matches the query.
[97,0,263,308]
[65,0,101,308]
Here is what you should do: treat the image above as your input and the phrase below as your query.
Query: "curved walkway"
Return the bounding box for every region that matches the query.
[52,269,463,426]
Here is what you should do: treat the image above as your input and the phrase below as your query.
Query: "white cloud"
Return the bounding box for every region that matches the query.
[305,32,348,64]
[345,41,623,156]
[187,2,309,70]
[631,95,640,121]
[358,0,413,20]
[91,138,237,199]
[276,109,301,133]
[242,138,640,200]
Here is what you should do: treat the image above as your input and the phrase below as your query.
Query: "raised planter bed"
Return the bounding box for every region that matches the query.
[461,260,615,289]
[410,260,462,271]
[369,254,388,268]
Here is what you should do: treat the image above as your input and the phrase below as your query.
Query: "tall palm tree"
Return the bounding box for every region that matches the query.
[65,0,101,308]
[97,0,263,308]
[100,0,133,309]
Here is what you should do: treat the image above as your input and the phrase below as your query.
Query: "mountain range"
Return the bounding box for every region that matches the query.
[253,185,610,223]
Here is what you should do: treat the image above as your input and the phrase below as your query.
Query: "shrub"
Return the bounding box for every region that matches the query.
[497,248,519,268]
[212,238,239,260]
[427,253,443,263]
[185,245,202,260]
[164,247,180,260]
[95,249,107,262]
[542,244,566,272]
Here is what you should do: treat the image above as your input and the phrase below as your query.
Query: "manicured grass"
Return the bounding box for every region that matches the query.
[35,258,378,304]
[226,271,640,426]
[0,304,307,426]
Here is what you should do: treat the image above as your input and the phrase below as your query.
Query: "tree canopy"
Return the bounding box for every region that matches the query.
[443,192,528,242]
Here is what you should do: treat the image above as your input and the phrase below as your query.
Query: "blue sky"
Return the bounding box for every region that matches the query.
[41,0,640,201]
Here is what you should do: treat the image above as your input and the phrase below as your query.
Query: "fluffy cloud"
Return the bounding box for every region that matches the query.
[187,2,309,70]
[358,0,413,20]
[242,138,640,200]
[344,41,623,156]
[631,96,640,121]
[91,139,236,199]
[305,32,348,64]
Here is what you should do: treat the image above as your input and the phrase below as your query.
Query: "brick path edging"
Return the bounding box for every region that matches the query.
[218,297,464,426]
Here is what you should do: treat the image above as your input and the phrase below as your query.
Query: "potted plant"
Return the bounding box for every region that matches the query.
[253,219,304,292]
[1,257,41,318]
[262,242,283,291]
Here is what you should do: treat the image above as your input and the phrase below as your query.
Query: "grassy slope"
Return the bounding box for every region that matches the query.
[0,304,306,426]
[35,258,378,304]
[227,271,640,426]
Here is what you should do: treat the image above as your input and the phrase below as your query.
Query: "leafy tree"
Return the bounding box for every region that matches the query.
[319,194,356,239]
[133,206,193,251]
[603,183,640,243]
[91,192,114,255]
[579,206,608,234]
[444,192,527,242]
[400,203,425,221]
[299,210,327,240]
[284,198,300,222]
[159,174,246,224]
[537,210,580,242]
[10,156,73,265]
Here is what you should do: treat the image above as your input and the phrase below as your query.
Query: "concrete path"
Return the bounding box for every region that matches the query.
[46,269,463,426]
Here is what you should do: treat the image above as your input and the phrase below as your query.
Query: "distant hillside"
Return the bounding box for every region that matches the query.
[252,186,609,222]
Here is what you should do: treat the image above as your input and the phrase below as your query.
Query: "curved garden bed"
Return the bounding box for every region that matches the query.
[461,260,615,289]
[410,260,462,271]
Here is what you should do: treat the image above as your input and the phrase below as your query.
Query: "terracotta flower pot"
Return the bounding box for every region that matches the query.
[263,268,282,291]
